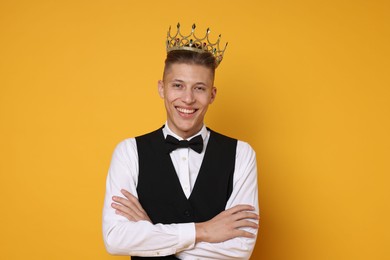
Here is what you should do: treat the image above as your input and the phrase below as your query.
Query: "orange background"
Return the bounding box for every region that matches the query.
[1,0,389,259]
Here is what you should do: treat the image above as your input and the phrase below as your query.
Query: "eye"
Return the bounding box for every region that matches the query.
[194,86,206,92]
[173,83,182,88]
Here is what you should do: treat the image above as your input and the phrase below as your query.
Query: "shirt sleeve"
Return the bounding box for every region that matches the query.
[176,141,259,260]
[102,139,196,256]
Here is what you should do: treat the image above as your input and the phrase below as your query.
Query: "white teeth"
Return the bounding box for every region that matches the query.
[177,107,195,114]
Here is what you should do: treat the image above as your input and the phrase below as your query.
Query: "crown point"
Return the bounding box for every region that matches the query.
[206,28,210,34]
[177,23,180,28]
[192,24,196,29]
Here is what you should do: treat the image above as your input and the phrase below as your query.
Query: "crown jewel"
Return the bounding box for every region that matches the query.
[166,23,228,67]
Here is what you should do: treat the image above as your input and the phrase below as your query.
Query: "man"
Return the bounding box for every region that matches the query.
[103,23,259,259]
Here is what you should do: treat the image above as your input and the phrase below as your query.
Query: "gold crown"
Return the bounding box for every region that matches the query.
[166,23,228,67]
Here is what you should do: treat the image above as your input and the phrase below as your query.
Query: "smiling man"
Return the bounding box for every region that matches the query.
[102,24,259,259]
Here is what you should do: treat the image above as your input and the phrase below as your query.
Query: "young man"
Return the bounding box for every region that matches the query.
[102,24,259,259]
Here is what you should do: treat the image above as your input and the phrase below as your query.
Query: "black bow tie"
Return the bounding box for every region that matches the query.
[165,135,203,154]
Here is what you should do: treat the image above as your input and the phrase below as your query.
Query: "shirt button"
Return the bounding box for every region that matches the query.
[184,210,191,216]
[182,157,187,161]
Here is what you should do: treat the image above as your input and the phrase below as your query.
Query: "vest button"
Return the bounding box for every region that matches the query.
[184,210,191,216]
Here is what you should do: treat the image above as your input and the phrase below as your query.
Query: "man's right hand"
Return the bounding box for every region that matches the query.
[195,205,259,243]
[111,189,151,222]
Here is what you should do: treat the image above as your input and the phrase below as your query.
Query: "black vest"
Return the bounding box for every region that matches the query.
[132,128,237,259]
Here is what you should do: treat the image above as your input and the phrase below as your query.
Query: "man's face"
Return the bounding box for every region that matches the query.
[158,63,216,139]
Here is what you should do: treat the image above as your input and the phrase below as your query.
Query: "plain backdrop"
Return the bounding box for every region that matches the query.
[0,0,389,259]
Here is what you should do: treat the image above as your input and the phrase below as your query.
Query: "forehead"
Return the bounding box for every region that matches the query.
[163,63,214,84]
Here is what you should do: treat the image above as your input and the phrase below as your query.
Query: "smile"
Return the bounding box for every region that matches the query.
[176,107,197,114]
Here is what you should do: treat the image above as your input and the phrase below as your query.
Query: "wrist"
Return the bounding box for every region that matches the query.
[195,222,207,243]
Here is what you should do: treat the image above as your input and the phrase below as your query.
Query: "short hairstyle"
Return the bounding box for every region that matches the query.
[163,50,216,80]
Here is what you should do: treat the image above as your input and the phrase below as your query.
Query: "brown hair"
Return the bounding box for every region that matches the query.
[163,50,216,80]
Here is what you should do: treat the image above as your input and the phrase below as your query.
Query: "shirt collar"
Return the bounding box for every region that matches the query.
[163,122,208,141]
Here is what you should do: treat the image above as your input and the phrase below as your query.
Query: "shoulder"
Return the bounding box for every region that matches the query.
[236,140,256,163]
[234,140,258,182]
[112,138,138,161]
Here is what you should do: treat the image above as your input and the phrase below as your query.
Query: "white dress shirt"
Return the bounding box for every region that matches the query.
[102,124,259,259]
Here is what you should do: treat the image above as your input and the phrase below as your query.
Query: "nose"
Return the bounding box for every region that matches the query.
[182,88,195,104]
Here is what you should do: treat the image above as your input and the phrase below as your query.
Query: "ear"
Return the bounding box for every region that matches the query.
[157,80,164,99]
[210,86,217,104]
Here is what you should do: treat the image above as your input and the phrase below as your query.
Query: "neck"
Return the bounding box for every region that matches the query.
[165,123,204,140]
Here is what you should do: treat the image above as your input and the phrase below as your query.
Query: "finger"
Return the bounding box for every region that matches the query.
[112,196,128,205]
[226,204,256,215]
[113,203,149,222]
[112,198,148,221]
[120,189,148,215]
[111,202,137,216]
[120,189,137,200]
[112,196,151,222]
[112,196,136,211]
[232,211,259,221]
[233,219,259,229]
[112,194,141,213]
[233,229,257,239]
[115,209,136,221]
[112,202,147,221]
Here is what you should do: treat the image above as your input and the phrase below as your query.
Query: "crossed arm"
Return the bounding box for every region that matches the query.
[103,138,259,259]
[112,189,258,243]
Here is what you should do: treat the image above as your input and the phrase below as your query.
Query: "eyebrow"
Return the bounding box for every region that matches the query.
[171,79,184,82]
[171,79,207,86]
[194,82,207,86]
